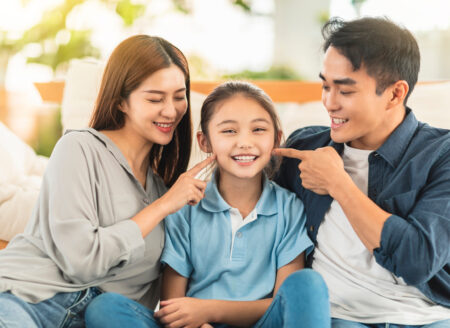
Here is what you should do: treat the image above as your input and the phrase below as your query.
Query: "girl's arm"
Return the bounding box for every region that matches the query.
[161,265,188,300]
[156,253,305,328]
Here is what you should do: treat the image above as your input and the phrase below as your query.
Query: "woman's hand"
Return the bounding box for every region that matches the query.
[132,155,216,237]
[154,297,212,328]
[158,155,216,216]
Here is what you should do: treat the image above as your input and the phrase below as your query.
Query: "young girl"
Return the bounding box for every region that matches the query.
[86,81,330,328]
[0,35,213,327]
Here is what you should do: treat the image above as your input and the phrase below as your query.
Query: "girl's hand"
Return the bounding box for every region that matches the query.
[158,155,216,216]
[154,297,211,328]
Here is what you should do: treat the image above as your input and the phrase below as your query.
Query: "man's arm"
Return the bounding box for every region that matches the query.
[274,146,388,251]
[273,146,450,287]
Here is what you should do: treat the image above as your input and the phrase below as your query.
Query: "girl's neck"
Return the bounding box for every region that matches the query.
[217,171,263,219]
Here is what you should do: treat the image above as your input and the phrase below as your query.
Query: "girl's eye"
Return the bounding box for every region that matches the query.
[175,95,186,101]
[254,128,267,133]
[147,99,162,103]
[221,129,236,134]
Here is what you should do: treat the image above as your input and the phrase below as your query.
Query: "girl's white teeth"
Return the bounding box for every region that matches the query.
[332,118,348,124]
[155,122,172,127]
[233,156,256,162]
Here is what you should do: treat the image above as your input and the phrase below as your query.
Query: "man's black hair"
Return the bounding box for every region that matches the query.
[322,17,420,104]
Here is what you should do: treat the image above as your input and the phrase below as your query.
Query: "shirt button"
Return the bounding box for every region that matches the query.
[309,225,314,232]
[236,232,242,238]
[143,198,150,205]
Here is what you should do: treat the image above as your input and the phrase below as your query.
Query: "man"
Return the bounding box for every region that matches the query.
[274,17,450,327]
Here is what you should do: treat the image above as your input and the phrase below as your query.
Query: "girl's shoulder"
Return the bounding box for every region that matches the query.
[268,180,305,212]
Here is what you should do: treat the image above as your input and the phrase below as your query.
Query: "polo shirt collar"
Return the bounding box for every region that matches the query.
[201,171,277,216]
[375,108,418,168]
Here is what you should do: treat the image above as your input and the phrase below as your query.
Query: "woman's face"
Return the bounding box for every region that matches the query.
[121,65,188,146]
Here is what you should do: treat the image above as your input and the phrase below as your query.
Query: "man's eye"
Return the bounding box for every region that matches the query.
[254,128,267,132]
[322,85,330,91]
[222,129,235,134]
[340,91,354,95]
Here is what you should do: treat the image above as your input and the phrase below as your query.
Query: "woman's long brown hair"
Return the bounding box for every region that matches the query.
[89,35,192,187]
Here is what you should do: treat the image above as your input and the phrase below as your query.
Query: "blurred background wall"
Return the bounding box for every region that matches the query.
[1,0,450,155]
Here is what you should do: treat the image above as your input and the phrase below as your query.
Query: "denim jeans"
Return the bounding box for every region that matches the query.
[332,318,450,328]
[85,269,330,328]
[0,287,102,328]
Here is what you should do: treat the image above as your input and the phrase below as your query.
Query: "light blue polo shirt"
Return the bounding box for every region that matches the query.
[161,174,313,301]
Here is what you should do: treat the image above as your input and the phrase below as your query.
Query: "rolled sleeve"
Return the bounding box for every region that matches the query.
[42,134,146,284]
[276,192,313,269]
[160,207,193,278]
[373,153,450,285]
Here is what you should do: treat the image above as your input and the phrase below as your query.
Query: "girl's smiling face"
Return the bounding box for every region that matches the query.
[198,95,277,182]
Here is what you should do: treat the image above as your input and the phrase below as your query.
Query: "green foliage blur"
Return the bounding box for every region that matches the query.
[223,66,302,80]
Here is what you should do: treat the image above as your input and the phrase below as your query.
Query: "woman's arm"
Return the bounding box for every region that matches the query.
[132,156,215,238]
[156,253,305,328]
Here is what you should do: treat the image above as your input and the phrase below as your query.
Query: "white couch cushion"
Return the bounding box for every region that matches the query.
[0,122,48,241]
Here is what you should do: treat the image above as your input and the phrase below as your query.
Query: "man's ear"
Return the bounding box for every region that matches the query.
[197,131,212,153]
[387,80,409,108]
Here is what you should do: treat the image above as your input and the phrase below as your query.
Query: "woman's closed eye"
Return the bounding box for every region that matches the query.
[147,98,163,103]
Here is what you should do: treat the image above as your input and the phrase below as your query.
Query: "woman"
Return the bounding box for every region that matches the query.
[0,35,213,328]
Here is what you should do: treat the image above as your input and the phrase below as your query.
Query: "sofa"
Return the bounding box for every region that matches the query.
[1,59,450,249]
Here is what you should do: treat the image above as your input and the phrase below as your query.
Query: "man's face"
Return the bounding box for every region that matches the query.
[320,46,394,150]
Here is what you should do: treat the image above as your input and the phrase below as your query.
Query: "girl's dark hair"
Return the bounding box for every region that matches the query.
[200,81,282,178]
[322,17,420,104]
[89,35,192,187]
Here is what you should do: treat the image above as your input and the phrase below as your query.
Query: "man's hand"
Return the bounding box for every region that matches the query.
[154,297,211,328]
[273,146,346,196]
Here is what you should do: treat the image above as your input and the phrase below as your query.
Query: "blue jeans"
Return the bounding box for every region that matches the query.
[0,287,102,328]
[85,269,330,328]
[332,318,450,328]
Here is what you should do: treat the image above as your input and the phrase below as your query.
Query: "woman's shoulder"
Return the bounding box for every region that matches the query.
[52,129,106,157]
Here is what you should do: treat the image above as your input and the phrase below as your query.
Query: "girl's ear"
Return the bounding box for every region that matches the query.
[275,130,283,148]
[197,131,212,153]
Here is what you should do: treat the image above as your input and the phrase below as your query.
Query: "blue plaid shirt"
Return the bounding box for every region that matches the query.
[275,108,450,307]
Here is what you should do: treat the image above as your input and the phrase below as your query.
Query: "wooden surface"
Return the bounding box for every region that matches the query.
[34,80,323,104]
[0,239,7,250]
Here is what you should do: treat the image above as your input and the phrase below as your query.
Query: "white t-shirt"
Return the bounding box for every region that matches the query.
[312,143,450,324]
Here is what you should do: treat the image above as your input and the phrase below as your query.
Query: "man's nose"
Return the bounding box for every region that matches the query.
[323,91,340,111]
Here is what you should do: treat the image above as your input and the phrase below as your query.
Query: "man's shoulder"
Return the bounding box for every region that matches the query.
[415,121,450,153]
[285,125,332,150]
